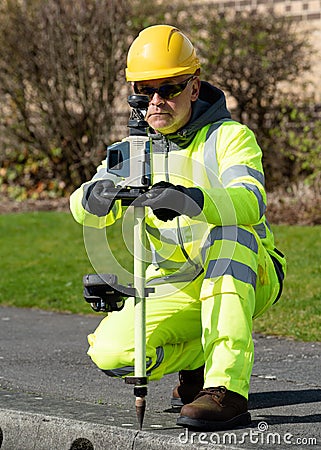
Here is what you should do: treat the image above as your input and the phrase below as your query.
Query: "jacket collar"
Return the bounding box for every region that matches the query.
[162,81,231,148]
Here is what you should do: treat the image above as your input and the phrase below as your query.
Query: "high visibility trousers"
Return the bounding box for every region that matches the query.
[87,225,281,399]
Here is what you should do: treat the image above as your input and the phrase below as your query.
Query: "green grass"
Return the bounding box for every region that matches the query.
[0,211,320,341]
[253,225,321,341]
[0,212,91,313]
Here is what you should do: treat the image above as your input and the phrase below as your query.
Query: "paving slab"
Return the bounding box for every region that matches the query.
[0,306,320,449]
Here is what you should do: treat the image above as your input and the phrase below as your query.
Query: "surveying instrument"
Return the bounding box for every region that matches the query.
[83,94,155,429]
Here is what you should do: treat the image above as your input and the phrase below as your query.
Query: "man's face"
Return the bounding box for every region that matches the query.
[133,74,200,134]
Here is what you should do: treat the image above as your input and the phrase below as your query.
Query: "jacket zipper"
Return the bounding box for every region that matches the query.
[164,137,200,271]
[164,137,170,182]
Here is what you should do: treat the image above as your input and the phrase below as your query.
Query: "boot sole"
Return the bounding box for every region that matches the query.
[171,397,184,407]
[176,411,251,431]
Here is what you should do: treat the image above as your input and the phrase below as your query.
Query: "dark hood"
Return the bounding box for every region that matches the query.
[166,81,231,148]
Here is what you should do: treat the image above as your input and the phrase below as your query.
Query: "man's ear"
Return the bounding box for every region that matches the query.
[191,77,201,101]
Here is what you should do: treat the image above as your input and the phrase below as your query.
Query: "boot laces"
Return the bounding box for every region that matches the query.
[195,386,226,405]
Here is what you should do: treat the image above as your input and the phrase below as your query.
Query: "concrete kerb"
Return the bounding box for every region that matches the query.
[0,408,241,450]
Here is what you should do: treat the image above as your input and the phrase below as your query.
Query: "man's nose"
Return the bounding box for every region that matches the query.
[150,92,166,106]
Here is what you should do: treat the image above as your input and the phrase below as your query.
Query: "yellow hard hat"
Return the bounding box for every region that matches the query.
[126,24,200,81]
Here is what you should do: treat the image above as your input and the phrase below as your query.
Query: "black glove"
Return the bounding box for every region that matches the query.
[82,179,116,217]
[140,181,204,221]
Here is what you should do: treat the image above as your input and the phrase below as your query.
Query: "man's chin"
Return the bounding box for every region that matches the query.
[148,118,174,134]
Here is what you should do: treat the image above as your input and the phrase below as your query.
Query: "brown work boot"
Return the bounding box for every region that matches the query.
[176,386,251,430]
[171,366,204,407]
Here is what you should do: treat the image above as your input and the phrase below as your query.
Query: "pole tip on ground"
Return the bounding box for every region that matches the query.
[135,396,146,430]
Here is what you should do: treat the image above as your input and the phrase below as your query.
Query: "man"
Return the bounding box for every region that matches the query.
[70,24,286,431]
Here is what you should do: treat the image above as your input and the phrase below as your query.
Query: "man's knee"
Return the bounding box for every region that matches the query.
[87,330,134,371]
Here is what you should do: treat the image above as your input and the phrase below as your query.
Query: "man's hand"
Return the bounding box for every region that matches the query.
[140,181,204,221]
[82,179,116,217]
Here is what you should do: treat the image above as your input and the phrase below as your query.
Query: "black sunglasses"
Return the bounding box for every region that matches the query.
[134,76,196,100]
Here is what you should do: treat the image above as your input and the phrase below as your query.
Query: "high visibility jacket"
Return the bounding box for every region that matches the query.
[70,82,286,285]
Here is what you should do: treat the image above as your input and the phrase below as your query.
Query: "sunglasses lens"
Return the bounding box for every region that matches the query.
[134,85,154,97]
[159,84,182,99]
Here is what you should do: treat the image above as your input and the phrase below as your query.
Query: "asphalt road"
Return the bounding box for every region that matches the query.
[0,306,320,449]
